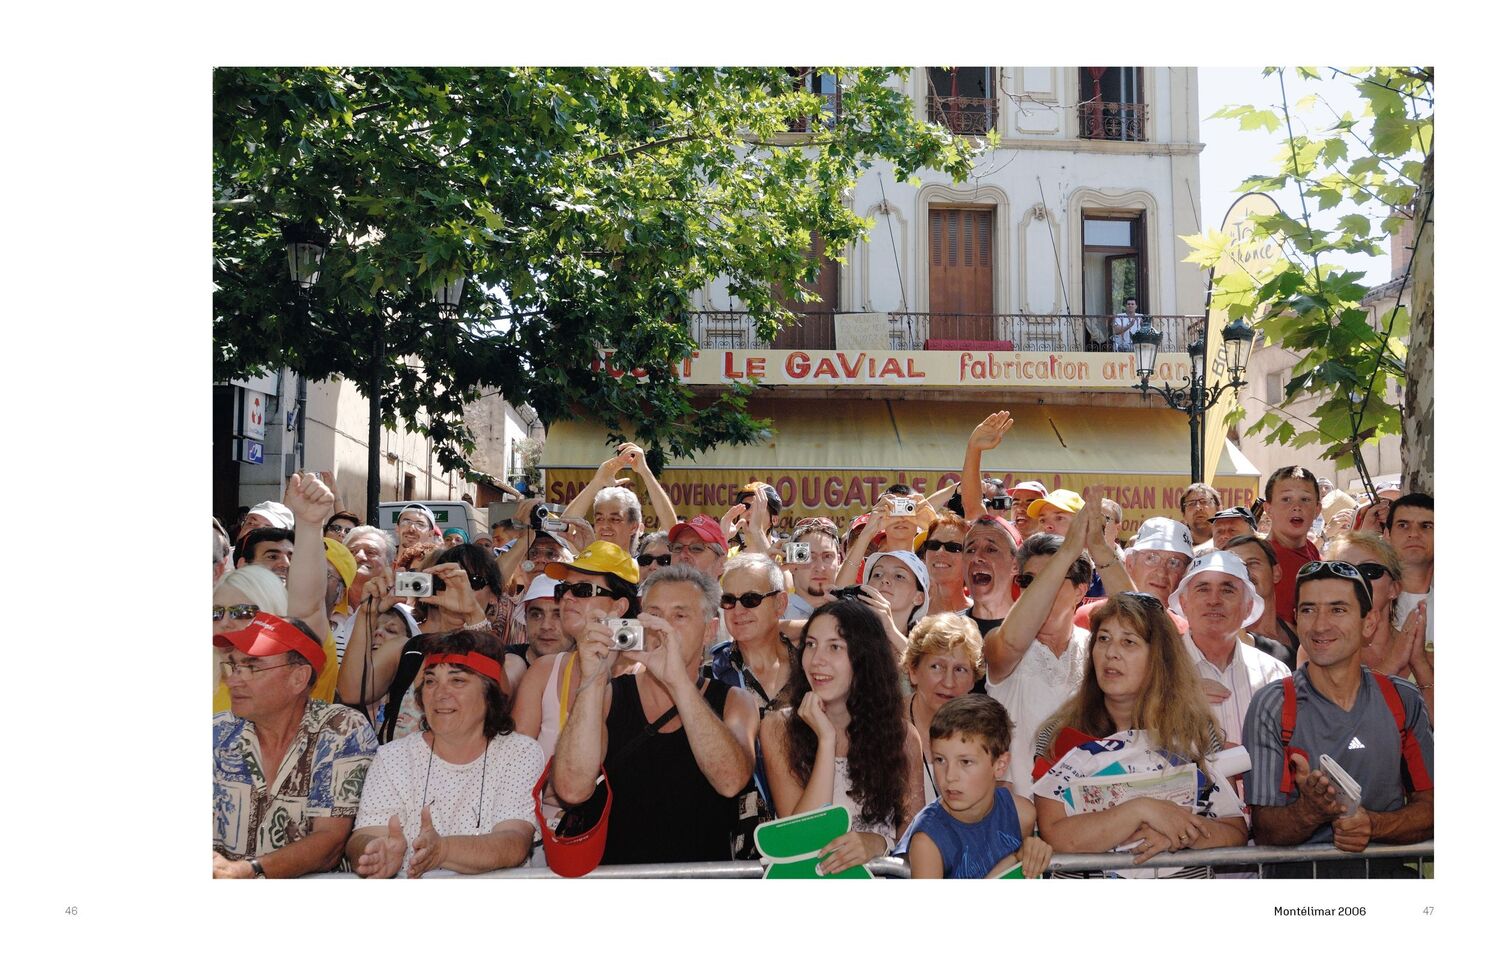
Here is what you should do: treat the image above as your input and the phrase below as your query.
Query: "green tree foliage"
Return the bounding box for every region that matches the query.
[1192,67,1432,483]
[214,67,976,472]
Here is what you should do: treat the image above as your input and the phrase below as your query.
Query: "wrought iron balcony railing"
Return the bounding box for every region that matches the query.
[689,311,1200,354]
[1078,100,1148,141]
[927,95,1000,135]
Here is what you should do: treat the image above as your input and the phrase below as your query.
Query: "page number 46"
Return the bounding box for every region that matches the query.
[64,906,78,916]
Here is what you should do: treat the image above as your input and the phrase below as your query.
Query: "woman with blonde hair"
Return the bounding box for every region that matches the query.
[1032,592,1246,878]
[901,613,984,804]
[1322,531,1433,719]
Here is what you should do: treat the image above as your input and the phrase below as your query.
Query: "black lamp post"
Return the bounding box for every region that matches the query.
[1131,317,1255,483]
[434,273,466,322]
[282,225,328,473]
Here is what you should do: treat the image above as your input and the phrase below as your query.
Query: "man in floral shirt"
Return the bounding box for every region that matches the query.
[213,612,377,878]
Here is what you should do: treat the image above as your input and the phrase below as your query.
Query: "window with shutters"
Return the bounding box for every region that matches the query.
[770,232,839,349]
[787,68,840,132]
[926,68,998,135]
[1078,67,1147,141]
[927,208,995,341]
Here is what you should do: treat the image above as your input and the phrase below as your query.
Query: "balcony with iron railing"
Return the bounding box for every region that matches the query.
[1078,99,1148,141]
[690,311,1199,354]
[927,95,1000,135]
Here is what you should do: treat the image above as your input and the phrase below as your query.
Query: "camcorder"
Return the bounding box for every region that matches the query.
[393,571,445,598]
[829,585,865,601]
[530,504,568,534]
[606,617,644,652]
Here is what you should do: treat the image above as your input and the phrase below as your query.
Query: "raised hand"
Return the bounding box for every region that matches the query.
[284,471,337,526]
[418,562,486,620]
[407,805,447,879]
[576,610,621,684]
[634,611,691,691]
[968,411,1015,451]
[356,814,407,879]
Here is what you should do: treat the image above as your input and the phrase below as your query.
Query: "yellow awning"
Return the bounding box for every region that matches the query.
[541,398,1258,478]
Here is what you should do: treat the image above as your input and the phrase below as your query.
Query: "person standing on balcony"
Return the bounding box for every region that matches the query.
[1111,297,1144,352]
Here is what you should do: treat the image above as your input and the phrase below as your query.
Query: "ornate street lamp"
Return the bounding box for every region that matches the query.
[281,224,328,290]
[1131,319,1253,483]
[433,273,466,321]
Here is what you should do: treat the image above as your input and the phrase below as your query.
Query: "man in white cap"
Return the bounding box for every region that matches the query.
[1008,481,1048,538]
[501,574,575,691]
[1170,551,1290,746]
[1073,516,1192,632]
[242,500,295,534]
[394,503,442,551]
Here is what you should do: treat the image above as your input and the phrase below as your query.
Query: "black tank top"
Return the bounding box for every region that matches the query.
[601,674,739,865]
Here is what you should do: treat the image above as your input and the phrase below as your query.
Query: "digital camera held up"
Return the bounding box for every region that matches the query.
[393,571,444,598]
[890,497,916,516]
[606,617,644,652]
[784,542,812,565]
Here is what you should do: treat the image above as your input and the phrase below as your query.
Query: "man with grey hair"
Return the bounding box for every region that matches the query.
[552,562,758,865]
[591,485,645,554]
[707,553,794,712]
[564,441,680,543]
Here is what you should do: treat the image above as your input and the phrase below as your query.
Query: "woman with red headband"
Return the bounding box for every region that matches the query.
[348,629,543,878]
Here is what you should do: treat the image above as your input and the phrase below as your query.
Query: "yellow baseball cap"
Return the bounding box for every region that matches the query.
[1027,489,1085,518]
[323,537,357,587]
[545,540,640,585]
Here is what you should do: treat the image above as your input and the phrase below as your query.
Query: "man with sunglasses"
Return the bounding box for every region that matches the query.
[553,563,758,865]
[213,612,377,878]
[1242,561,1433,878]
[984,500,1099,799]
[323,511,360,543]
[543,541,641,645]
[1169,552,1290,746]
[667,514,730,579]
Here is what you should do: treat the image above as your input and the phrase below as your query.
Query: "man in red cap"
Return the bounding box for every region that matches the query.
[213,612,377,878]
[667,514,730,579]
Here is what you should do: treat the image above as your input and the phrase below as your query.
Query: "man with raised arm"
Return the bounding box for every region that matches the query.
[983,495,1099,798]
[1242,561,1433,878]
[564,441,679,538]
[961,410,1014,524]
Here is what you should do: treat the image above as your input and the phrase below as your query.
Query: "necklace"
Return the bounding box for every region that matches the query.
[422,734,489,831]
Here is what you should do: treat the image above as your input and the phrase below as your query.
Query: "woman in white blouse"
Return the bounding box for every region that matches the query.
[347,629,543,878]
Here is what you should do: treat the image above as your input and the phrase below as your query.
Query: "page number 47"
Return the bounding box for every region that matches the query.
[1423,907,1435,916]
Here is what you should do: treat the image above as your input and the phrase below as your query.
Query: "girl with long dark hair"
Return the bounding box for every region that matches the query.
[760,600,924,875]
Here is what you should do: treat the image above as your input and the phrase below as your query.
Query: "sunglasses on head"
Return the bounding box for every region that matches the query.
[720,590,781,610]
[1296,560,1374,605]
[637,554,672,568]
[554,582,623,601]
[1117,590,1165,611]
[212,604,259,622]
[922,540,963,554]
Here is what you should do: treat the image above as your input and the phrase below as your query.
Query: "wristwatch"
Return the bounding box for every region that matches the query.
[249,857,266,879]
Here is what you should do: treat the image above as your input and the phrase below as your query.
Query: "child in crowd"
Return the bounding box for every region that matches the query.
[896,695,1052,879]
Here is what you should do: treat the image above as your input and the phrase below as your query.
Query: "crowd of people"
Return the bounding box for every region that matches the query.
[212,416,1433,880]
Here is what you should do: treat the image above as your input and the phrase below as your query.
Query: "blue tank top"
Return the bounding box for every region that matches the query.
[895,788,1023,879]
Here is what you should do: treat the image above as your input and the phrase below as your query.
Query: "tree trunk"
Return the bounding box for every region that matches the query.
[1402,153,1434,494]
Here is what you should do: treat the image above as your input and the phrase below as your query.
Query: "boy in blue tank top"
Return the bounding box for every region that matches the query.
[896,695,1052,878]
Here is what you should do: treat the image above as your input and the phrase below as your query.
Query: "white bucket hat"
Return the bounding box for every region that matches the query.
[1168,551,1264,629]
[1129,517,1194,558]
[864,550,930,625]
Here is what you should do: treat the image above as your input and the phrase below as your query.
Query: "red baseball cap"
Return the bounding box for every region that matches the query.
[214,612,327,675]
[668,514,729,552]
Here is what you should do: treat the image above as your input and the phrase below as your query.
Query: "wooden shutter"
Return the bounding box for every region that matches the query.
[928,208,994,340]
[770,233,838,349]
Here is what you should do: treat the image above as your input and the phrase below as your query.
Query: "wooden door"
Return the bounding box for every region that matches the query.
[928,208,994,341]
[771,232,838,349]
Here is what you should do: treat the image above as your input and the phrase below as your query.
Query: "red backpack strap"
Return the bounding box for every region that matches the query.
[1372,672,1433,792]
[1278,676,1309,795]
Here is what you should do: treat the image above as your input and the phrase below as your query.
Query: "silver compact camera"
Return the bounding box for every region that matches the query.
[784,542,812,564]
[393,571,440,598]
[606,617,644,652]
[890,497,916,516]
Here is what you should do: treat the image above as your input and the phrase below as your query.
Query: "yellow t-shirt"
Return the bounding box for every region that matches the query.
[212,632,341,714]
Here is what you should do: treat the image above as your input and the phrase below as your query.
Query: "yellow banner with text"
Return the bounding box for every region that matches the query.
[545,468,1260,538]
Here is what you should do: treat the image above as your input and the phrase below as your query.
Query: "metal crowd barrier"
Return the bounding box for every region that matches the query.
[408,842,1433,879]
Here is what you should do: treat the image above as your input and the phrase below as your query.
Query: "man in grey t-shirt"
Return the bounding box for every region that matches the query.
[1242,561,1432,877]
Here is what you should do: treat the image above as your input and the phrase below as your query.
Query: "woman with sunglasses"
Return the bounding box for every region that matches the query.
[761,600,925,875]
[1321,533,1433,719]
[213,564,288,699]
[338,543,506,742]
[634,531,673,583]
[349,629,543,878]
[921,512,972,615]
[1033,592,1247,878]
